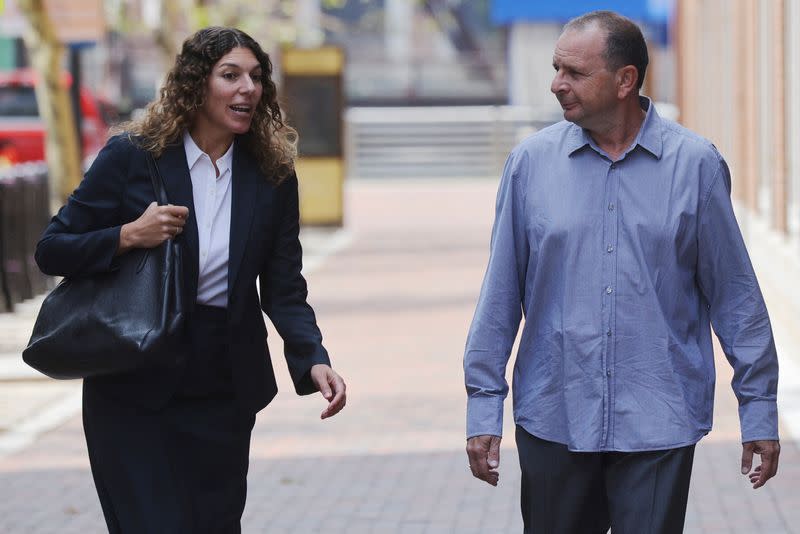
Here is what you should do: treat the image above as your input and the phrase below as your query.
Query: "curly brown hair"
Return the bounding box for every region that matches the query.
[118,27,297,184]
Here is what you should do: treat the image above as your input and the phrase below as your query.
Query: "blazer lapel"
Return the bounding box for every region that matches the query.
[228,143,260,297]
[156,143,200,303]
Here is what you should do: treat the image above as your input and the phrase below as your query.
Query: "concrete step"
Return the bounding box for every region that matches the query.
[345,105,559,179]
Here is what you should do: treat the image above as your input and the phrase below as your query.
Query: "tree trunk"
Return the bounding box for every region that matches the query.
[17,0,83,206]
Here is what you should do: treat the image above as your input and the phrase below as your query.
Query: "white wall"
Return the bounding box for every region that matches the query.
[507,22,563,114]
[756,1,774,220]
[787,0,800,241]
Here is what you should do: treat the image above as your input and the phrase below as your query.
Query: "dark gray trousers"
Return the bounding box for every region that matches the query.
[515,426,695,534]
[83,305,255,534]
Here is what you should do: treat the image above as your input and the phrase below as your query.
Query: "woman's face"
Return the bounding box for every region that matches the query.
[194,46,264,140]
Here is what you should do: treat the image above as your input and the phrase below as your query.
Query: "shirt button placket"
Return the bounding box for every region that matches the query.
[602,159,620,448]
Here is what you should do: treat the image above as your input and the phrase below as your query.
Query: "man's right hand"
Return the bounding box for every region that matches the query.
[118,202,189,254]
[466,435,501,486]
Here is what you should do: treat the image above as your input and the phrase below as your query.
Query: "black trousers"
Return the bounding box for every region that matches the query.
[515,426,695,534]
[83,305,256,534]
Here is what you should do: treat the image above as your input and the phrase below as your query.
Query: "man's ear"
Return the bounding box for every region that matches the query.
[617,65,639,99]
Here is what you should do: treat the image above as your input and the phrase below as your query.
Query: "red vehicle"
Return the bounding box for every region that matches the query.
[0,68,108,165]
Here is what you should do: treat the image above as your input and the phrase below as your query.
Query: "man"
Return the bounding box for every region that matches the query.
[464,10,780,533]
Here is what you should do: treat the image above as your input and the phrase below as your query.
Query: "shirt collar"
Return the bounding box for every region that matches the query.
[182,131,235,175]
[632,96,663,158]
[566,96,663,159]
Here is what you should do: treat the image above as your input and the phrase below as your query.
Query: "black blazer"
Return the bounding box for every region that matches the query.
[35,134,330,414]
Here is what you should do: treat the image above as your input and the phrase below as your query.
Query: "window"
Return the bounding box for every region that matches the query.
[0,86,39,117]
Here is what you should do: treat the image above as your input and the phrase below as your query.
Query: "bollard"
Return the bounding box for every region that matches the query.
[21,164,50,295]
[34,165,53,292]
[0,172,12,312]
[5,172,33,302]
[0,162,53,312]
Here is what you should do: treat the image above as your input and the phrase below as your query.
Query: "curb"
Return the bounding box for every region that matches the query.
[0,354,48,382]
[0,388,82,459]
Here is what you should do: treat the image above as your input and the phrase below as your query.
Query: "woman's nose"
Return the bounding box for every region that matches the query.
[240,77,255,93]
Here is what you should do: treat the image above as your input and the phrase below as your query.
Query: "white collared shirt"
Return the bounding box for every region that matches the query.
[183,131,233,308]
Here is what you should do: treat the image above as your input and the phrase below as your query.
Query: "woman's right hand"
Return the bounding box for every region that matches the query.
[117,202,189,254]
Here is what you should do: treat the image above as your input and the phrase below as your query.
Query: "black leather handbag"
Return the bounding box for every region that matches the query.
[23,152,185,379]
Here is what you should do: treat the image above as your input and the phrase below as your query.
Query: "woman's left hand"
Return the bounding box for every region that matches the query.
[309,364,346,419]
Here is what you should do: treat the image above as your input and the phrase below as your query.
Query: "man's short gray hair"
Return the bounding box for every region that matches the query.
[564,10,649,90]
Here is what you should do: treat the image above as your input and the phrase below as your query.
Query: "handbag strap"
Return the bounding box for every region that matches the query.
[144,152,169,206]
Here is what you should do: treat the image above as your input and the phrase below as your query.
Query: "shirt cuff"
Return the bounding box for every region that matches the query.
[739,399,779,442]
[290,347,331,396]
[466,395,504,439]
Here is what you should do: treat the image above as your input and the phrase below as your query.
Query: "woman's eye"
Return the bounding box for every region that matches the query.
[223,72,237,80]
[251,74,262,83]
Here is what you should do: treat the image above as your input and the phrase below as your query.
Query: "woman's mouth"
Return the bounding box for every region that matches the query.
[229,105,252,114]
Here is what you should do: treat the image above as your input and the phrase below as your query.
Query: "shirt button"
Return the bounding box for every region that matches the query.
[607,330,612,337]
[608,203,615,211]
[606,244,614,253]
[606,369,612,377]
[610,163,616,169]
[606,286,613,294]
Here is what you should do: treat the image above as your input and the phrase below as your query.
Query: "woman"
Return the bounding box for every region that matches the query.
[35,27,346,533]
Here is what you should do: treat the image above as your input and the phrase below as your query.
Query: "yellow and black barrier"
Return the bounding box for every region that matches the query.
[281,46,345,226]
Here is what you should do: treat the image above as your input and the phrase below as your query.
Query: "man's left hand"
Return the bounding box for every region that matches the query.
[310,364,346,420]
[741,440,780,489]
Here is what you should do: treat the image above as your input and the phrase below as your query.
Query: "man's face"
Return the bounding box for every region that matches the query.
[550,25,619,130]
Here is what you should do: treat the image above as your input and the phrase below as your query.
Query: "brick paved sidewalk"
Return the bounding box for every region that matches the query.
[0,178,798,533]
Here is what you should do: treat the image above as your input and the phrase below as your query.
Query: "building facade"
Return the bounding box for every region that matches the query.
[677,0,800,248]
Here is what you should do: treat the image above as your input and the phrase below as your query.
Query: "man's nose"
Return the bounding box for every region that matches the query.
[551,73,565,95]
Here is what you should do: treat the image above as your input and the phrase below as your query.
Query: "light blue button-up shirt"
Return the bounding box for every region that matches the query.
[464,98,779,452]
